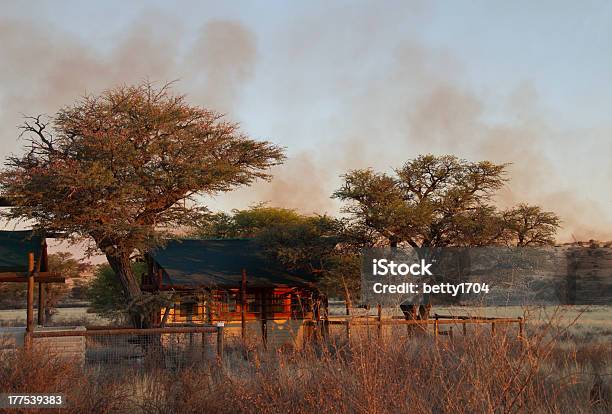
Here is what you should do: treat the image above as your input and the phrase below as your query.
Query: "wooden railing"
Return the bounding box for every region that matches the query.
[306,315,525,342]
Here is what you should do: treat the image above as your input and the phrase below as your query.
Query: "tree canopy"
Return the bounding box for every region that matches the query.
[193,205,367,301]
[333,154,560,248]
[0,82,285,325]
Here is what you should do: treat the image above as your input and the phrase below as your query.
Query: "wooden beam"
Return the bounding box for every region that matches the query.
[32,326,219,337]
[0,273,64,283]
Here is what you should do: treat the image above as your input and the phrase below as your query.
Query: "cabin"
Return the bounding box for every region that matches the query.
[141,239,323,331]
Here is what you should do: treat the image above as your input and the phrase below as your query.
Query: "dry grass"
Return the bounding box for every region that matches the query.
[1,315,609,414]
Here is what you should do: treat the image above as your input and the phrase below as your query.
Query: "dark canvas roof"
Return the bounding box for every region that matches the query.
[0,230,44,272]
[149,239,317,289]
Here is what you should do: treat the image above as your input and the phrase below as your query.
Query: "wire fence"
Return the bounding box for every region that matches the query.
[17,317,524,372]
[29,326,222,371]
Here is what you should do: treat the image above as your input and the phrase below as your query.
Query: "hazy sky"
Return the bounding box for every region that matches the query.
[1,0,611,247]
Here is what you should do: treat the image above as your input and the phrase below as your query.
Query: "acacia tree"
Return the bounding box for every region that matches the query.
[502,203,560,246]
[0,82,285,326]
[333,155,509,248]
[333,155,560,317]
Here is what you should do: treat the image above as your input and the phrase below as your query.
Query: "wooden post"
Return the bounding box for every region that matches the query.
[216,323,224,362]
[462,322,467,336]
[518,317,524,339]
[241,269,247,340]
[202,330,207,360]
[260,291,267,348]
[434,317,439,342]
[449,326,453,339]
[323,296,330,340]
[491,322,496,335]
[377,303,382,341]
[37,283,45,326]
[25,253,35,349]
[321,319,328,341]
[345,319,351,342]
[37,243,47,326]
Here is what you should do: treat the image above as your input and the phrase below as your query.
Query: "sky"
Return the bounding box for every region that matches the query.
[1,0,611,256]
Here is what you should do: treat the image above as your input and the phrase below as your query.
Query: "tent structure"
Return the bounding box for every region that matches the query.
[0,230,65,329]
[142,239,322,327]
[0,230,44,273]
[145,239,317,289]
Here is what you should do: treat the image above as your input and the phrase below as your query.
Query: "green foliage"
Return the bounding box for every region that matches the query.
[334,154,560,247]
[195,204,304,239]
[502,203,561,246]
[87,262,145,323]
[193,205,367,300]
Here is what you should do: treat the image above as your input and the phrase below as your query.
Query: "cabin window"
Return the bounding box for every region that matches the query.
[179,302,199,317]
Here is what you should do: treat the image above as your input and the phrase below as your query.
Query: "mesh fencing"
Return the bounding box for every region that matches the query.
[84,332,217,369]
[29,328,221,372]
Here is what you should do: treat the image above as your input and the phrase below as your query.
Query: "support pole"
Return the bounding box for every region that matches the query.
[323,296,330,340]
[518,317,524,339]
[434,316,439,342]
[345,319,351,342]
[241,269,247,340]
[260,291,267,348]
[37,243,47,326]
[37,283,45,326]
[216,323,224,362]
[377,303,382,341]
[491,322,496,336]
[25,253,35,349]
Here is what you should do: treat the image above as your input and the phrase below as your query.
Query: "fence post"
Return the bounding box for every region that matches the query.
[434,317,439,342]
[241,269,247,340]
[321,319,328,341]
[216,322,224,362]
[462,322,467,336]
[518,317,524,339]
[25,252,35,350]
[377,304,382,341]
[202,331,207,360]
[491,322,496,336]
[37,283,45,326]
[38,241,47,326]
[260,291,268,348]
[345,319,351,342]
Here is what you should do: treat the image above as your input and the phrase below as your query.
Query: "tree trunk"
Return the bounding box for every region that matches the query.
[106,253,151,328]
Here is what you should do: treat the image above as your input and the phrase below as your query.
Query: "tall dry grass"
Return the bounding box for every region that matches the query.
[0,318,609,413]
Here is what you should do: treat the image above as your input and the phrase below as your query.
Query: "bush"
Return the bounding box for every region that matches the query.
[86,262,145,324]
